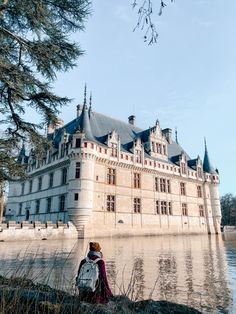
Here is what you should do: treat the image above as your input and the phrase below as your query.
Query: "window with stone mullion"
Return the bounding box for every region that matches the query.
[111,143,118,157]
[107,168,116,185]
[134,173,141,188]
[134,198,141,213]
[107,195,115,212]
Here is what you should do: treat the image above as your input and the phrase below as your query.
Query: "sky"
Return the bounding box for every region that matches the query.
[53,0,236,196]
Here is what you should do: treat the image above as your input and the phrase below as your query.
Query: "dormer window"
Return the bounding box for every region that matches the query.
[181,162,186,175]
[76,138,81,148]
[108,130,119,158]
[61,144,65,158]
[111,143,118,157]
[151,142,155,152]
[157,143,162,154]
[48,150,52,163]
[163,145,166,155]
[197,166,202,178]
[135,149,142,163]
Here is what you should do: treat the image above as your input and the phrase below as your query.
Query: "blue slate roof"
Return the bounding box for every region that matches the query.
[203,141,215,174]
[53,108,193,166]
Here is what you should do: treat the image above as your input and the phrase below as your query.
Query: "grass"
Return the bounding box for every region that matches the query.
[0,246,217,313]
[0,275,203,314]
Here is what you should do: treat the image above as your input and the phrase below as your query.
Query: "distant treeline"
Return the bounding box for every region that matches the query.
[221,194,236,226]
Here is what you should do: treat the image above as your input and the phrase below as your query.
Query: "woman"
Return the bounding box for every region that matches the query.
[77,242,113,304]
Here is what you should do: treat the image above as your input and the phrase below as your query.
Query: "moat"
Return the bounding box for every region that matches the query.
[0,234,235,313]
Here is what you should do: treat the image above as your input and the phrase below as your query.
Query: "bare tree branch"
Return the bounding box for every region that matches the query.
[132,0,174,45]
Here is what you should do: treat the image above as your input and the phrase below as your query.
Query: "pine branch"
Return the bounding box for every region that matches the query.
[0,0,9,14]
[0,0,91,182]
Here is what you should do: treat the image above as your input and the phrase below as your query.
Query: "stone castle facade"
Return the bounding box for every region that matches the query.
[6,92,222,238]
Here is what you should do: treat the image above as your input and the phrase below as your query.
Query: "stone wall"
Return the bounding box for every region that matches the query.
[0,221,78,242]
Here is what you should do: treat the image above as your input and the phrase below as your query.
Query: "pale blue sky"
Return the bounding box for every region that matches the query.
[53,0,236,196]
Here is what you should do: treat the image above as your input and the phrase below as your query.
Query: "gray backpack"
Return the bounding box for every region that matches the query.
[76,257,101,292]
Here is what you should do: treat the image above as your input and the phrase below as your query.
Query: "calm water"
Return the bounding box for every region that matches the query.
[0,234,235,313]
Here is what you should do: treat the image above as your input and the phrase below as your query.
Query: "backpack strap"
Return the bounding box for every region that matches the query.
[94,257,101,263]
[85,257,101,263]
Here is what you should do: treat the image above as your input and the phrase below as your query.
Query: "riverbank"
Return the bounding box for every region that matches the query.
[0,276,201,313]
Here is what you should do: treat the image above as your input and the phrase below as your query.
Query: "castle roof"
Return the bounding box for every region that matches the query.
[203,139,216,174]
[54,109,190,165]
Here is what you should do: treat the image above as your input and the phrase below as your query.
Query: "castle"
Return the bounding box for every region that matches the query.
[6,90,222,238]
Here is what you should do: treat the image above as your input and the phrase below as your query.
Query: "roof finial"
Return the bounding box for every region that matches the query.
[88,92,92,118]
[89,92,92,109]
[204,137,207,150]
[83,83,87,106]
[175,127,178,144]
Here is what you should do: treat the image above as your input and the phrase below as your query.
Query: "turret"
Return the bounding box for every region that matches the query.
[67,86,95,238]
[203,139,221,234]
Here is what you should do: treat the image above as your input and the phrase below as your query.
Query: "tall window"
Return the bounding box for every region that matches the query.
[18,203,22,216]
[29,180,33,193]
[182,203,188,216]
[38,177,42,191]
[197,167,202,178]
[75,162,80,179]
[134,173,141,188]
[151,142,155,152]
[167,180,171,193]
[59,195,65,212]
[106,195,115,212]
[155,177,159,191]
[180,182,186,195]
[197,185,202,198]
[21,183,25,195]
[135,150,142,163]
[61,168,67,184]
[47,197,52,213]
[107,168,116,185]
[48,150,52,163]
[160,178,166,192]
[161,201,167,215]
[35,199,40,214]
[111,143,118,157]
[76,138,81,148]
[61,143,65,158]
[134,198,141,213]
[168,202,172,215]
[199,205,204,217]
[156,200,160,214]
[163,145,166,155]
[49,173,54,188]
[157,143,162,154]
[181,162,186,174]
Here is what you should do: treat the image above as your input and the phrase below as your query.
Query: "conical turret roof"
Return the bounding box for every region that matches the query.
[203,139,216,174]
[80,104,95,141]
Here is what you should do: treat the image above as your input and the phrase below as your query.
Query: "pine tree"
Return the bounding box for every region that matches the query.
[0,0,90,221]
[0,0,90,182]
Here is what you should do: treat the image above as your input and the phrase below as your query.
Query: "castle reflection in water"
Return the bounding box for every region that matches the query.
[0,234,234,313]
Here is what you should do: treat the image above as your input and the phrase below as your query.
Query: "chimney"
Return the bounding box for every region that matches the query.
[162,128,172,144]
[77,104,83,117]
[47,123,55,135]
[47,119,64,136]
[128,115,135,126]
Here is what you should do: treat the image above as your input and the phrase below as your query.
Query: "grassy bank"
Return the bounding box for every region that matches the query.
[0,276,202,314]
